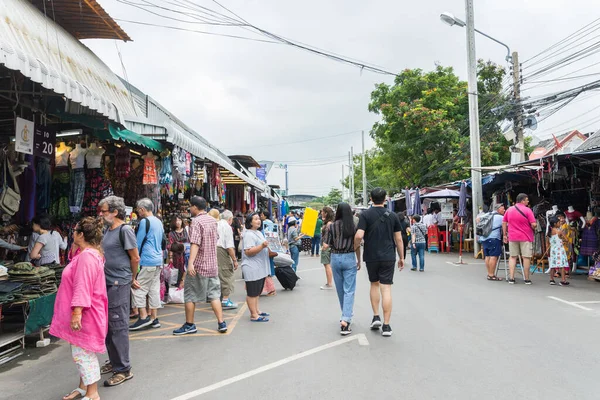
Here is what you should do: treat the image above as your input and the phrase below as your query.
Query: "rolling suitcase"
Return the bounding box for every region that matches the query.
[275,265,299,290]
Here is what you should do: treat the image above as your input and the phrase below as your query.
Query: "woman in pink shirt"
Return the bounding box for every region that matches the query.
[50,217,108,400]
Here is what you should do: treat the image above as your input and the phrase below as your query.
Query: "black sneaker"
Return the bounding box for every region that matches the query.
[151,318,161,328]
[559,281,570,286]
[340,322,352,336]
[524,280,532,285]
[382,324,393,337]
[370,315,382,330]
[129,317,152,331]
[218,321,228,333]
[549,280,556,285]
[508,278,516,284]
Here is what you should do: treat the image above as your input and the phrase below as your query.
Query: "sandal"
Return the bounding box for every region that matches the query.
[63,388,85,400]
[82,396,100,400]
[100,362,113,375]
[258,312,270,317]
[486,276,503,281]
[250,316,269,322]
[103,371,134,387]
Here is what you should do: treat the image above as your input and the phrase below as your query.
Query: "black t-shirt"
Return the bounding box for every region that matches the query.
[358,207,402,263]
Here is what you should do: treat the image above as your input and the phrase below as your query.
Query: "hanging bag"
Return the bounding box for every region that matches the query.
[0,155,20,216]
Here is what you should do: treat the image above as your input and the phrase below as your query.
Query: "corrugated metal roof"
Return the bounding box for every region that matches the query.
[575,128,600,152]
[0,0,141,123]
[28,0,131,41]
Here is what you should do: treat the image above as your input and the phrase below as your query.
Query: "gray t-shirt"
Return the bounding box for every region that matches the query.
[102,224,137,286]
[36,231,66,265]
[241,229,270,282]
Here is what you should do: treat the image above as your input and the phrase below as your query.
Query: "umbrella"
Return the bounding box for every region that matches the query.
[458,182,468,218]
[405,189,413,216]
[421,189,470,199]
[412,188,422,216]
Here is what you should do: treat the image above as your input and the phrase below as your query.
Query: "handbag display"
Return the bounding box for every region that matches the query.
[0,155,20,216]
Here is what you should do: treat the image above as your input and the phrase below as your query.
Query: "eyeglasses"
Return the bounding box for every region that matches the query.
[99,208,111,214]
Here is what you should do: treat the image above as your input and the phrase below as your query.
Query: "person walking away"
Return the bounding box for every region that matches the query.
[502,193,537,285]
[287,217,304,271]
[173,196,227,335]
[218,210,239,310]
[167,216,189,287]
[260,210,276,276]
[354,188,405,337]
[312,215,323,257]
[241,213,270,322]
[29,214,67,265]
[232,213,243,261]
[50,217,107,400]
[130,198,165,330]
[320,207,335,290]
[98,196,139,387]
[410,216,427,271]
[324,203,361,335]
[477,204,505,281]
[396,212,409,260]
[547,217,570,286]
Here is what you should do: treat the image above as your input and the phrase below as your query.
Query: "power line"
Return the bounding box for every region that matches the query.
[222,129,365,150]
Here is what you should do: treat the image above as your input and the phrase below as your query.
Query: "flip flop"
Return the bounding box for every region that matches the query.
[258,312,270,317]
[63,388,85,400]
[250,316,269,322]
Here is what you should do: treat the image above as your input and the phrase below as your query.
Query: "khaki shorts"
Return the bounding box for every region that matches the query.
[132,266,162,309]
[184,274,221,303]
[508,241,533,258]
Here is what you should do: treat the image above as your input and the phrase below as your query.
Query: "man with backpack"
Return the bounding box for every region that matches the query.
[99,196,140,387]
[476,204,505,281]
[502,193,537,285]
[130,198,165,330]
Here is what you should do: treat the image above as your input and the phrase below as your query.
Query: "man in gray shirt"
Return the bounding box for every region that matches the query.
[99,196,140,388]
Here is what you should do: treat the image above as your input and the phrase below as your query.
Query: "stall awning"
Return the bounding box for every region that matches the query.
[0,0,140,123]
[107,124,164,152]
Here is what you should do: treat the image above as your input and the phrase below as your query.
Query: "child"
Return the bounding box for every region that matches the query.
[547,216,570,286]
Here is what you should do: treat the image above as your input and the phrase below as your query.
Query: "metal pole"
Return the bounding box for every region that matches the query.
[284,164,289,196]
[342,164,346,203]
[362,130,367,206]
[512,51,524,162]
[465,0,482,255]
[348,151,353,205]
[350,146,355,206]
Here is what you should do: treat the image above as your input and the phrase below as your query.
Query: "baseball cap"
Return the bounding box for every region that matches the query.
[288,216,297,223]
[494,204,505,211]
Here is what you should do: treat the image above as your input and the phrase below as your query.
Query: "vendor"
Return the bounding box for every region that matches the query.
[29,214,67,265]
[0,225,27,252]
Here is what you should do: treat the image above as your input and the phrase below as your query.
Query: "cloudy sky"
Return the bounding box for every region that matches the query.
[85,0,600,196]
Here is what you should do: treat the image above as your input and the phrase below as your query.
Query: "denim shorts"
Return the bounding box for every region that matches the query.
[482,239,503,258]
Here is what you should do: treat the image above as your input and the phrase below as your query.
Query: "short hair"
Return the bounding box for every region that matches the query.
[32,214,52,230]
[221,210,233,221]
[245,212,258,229]
[261,210,271,219]
[516,193,528,203]
[99,196,126,220]
[413,215,421,223]
[190,196,207,211]
[208,209,220,220]
[370,187,386,204]
[136,198,154,213]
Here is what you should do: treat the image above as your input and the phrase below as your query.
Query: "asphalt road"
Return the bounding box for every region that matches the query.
[2,251,600,400]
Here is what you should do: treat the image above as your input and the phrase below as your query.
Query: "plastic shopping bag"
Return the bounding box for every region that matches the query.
[168,287,184,304]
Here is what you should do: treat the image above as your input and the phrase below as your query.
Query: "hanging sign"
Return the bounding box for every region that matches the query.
[14,117,34,155]
[33,125,56,159]
[256,164,267,182]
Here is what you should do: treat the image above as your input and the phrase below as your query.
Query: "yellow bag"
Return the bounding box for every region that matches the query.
[300,208,319,237]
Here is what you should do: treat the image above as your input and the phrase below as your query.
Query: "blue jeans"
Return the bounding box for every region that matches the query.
[411,242,426,271]
[290,245,300,272]
[331,252,357,323]
[311,235,321,256]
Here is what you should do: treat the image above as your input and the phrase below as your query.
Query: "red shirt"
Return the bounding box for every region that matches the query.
[189,213,219,277]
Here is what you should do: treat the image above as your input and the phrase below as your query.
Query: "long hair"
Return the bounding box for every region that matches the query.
[335,203,355,238]
[322,206,335,225]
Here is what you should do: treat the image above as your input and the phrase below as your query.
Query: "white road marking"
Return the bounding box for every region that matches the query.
[573,301,600,304]
[169,334,370,400]
[547,296,593,311]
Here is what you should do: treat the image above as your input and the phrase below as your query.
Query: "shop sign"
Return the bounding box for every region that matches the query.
[441,203,453,220]
[33,125,56,159]
[14,117,34,155]
[256,164,267,182]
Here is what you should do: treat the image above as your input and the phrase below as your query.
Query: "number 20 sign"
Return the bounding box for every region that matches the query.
[34,125,56,160]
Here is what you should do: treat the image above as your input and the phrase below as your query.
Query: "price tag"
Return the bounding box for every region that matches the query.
[33,125,56,159]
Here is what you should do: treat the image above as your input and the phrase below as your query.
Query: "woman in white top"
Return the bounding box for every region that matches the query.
[29,214,67,265]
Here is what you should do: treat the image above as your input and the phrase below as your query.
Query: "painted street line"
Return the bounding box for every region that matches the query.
[572,301,600,304]
[169,334,370,400]
[547,296,593,311]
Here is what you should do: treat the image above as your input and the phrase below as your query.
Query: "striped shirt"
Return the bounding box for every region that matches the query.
[324,221,356,254]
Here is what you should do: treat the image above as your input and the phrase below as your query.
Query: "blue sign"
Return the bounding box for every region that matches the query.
[256,164,267,182]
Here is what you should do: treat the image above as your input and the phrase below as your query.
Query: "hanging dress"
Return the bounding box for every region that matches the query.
[143,155,158,185]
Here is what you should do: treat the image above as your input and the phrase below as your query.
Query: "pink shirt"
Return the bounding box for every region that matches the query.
[50,248,108,353]
[503,204,536,243]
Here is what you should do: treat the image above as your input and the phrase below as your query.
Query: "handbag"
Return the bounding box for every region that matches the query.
[0,155,20,216]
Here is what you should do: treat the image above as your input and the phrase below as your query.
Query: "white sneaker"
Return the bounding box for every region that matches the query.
[320,284,334,290]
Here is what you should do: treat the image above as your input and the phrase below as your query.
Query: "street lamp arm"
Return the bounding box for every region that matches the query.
[473,28,512,62]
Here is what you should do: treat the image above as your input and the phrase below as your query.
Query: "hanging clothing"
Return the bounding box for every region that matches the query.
[17,154,36,225]
[124,165,144,207]
[159,155,173,185]
[580,218,599,256]
[82,168,114,216]
[142,155,158,185]
[70,168,86,213]
[51,167,70,220]
[115,146,131,179]
[36,158,52,212]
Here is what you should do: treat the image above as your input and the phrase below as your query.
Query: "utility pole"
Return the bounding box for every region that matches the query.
[347,151,353,205]
[512,51,524,162]
[465,0,483,255]
[284,164,289,196]
[362,130,367,206]
[350,146,355,206]
[342,165,346,202]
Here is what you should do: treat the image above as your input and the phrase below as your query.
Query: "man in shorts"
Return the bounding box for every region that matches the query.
[173,196,227,335]
[478,204,505,281]
[354,188,405,337]
[502,193,537,285]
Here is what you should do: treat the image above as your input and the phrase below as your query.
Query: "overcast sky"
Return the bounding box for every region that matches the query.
[85,0,600,196]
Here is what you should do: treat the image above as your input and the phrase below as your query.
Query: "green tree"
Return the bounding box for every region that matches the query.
[324,188,342,206]
[366,61,510,190]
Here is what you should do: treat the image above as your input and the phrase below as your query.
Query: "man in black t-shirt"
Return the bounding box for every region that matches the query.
[354,188,405,337]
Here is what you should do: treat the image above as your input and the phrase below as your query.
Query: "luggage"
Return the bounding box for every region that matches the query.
[275,265,299,290]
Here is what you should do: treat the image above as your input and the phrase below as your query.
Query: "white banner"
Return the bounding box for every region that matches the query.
[15,117,34,155]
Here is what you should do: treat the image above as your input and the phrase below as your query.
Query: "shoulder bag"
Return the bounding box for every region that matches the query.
[0,155,20,216]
